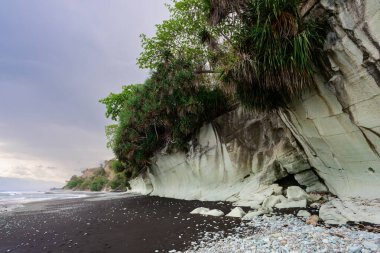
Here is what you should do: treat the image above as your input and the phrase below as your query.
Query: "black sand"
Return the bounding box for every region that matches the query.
[0,195,242,253]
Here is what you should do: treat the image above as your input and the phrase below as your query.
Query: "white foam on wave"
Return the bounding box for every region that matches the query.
[0,190,89,207]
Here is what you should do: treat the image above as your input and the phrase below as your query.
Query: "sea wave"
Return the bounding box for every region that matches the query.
[0,190,88,207]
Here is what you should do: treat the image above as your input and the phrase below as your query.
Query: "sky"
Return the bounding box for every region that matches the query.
[0,0,169,189]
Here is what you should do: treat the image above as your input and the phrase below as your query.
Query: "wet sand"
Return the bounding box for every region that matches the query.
[0,194,242,253]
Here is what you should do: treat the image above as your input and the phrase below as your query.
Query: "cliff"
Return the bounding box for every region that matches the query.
[282,0,380,199]
[130,0,380,225]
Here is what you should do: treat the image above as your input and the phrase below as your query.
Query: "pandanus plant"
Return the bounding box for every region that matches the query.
[204,0,325,110]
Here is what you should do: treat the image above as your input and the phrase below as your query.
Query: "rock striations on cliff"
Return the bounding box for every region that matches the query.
[130,0,380,225]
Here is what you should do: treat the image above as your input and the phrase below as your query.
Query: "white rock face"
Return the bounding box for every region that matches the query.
[128,176,153,195]
[294,170,328,193]
[131,110,310,203]
[226,207,246,218]
[286,186,308,201]
[279,0,380,199]
[275,199,307,209]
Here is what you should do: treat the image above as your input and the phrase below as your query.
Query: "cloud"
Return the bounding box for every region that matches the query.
[0,177,62,192]
[0,122,112,182]
[0,0,169,184]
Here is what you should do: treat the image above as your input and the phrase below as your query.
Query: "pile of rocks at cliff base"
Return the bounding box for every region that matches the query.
[179,214,380,253]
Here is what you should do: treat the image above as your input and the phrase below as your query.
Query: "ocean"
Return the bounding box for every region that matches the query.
[0,190,89,212]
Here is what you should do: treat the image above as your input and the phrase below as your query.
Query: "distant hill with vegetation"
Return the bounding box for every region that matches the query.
[64,160,129,192]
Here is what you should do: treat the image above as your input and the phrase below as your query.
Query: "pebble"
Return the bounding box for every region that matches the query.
[176,215,380,253]
[306,215,319,226]
[348,245,362,253]
[363,241,379,251]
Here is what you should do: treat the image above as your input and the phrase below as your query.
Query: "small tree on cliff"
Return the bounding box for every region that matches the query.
[101,57,229,176]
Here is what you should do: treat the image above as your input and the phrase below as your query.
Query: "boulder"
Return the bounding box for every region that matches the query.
[319,198,380,225]
[275,199,307,209]
[190,207,224,217]
[242,210,264,220]
[286,186,308,201]
[226,207,246,218]
[206,209,224,217]
[234,184,284,208]
[297,210,311,218]
[262,195,287,209]
[319,197,380,225]
[319,203,348,225]
[190,207,210,215]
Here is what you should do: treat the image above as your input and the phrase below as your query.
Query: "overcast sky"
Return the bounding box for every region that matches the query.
[0,0,169,188]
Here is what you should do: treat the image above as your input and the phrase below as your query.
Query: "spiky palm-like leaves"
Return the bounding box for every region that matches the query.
[204,0,247,25]
[209,0,325,110]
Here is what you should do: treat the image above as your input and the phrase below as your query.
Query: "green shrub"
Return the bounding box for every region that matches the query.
[109,57,229,177]
[65,176,84,189]
[89,176,109,192]
[79,179,90,190]
[109,172,128,190]
[94,168,106,177]
[111,160,126,173]
[66,174,109,192]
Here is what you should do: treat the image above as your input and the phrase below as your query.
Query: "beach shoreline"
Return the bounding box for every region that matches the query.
[2,193,379,253]
[0,193,241,253]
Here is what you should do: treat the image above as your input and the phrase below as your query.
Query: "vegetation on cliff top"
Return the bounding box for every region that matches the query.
[102,58,229,176]
[100,0,325,178]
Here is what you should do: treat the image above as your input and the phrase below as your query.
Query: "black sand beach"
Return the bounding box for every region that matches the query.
[0,194,242,253]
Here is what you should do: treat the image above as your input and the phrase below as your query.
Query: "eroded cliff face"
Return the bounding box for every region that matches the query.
[130,109,327,206]
[130,0,380,221]
[280,0,380,199]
